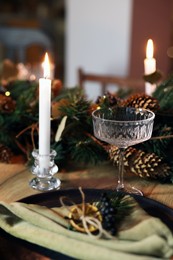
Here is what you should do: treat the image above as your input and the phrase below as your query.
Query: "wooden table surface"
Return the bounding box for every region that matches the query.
[1,161,173,260]
[1,161,173,209]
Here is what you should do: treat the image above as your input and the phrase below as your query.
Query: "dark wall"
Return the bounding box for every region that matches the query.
[129,0,173,78]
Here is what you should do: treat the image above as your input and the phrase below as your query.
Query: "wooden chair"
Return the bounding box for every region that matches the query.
[78,68,145,95]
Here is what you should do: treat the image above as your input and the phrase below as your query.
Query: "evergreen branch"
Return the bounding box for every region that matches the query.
[151,135,173,140]
[85,132,109,151]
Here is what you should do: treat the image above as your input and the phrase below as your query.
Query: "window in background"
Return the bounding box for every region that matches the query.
[0,0,65,81]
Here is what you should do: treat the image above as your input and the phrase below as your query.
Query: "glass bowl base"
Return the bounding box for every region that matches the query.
[29,177,61,191]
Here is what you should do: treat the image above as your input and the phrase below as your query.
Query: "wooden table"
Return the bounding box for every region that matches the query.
[1,162,173,260]
[1,162,173,208]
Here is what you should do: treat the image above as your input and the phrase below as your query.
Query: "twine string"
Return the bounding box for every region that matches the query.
[60,187,113,239]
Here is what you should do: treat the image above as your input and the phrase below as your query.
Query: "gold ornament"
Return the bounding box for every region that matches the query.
[69,203,102,233]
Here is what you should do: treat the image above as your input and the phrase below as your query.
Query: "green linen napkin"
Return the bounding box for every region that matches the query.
[0,200,172,260]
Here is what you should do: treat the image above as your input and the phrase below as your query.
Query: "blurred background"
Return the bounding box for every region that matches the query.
[0,0,172,99]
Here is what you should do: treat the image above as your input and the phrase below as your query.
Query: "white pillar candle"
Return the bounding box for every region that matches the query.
[39,53,51,169]
[144,39,156,95]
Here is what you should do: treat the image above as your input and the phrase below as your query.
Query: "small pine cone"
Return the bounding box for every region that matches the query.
[122,93,159,112]
[96,92,120,107]
[109,146,135,167]
[109,145,170,181]
[108,145,119,164]
[0,94,16,113]
[0,144,13,163]
[128,149,170,180]
[51,98,70,118]
[105,92,120,107]
[51,79,63,98]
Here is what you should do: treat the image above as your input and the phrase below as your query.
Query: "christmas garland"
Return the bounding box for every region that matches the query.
[1,70,173,183]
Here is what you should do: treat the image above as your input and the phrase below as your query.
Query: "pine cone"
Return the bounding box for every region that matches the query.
[0,94,16,113]
[96,92,120,108]
[51,98,70,118]
[0,144,13,163]
[122,93,159,112]
[109,146,129,167]
[109,146,170,181]
[51,79,63,98]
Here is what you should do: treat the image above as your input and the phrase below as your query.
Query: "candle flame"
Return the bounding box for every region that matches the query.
[43,53,50,78]
[146,39,154,59]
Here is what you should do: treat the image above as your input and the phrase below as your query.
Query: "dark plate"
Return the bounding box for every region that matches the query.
[1,189,173,260]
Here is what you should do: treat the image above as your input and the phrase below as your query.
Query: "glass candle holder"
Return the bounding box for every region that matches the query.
[29,149,61,191]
